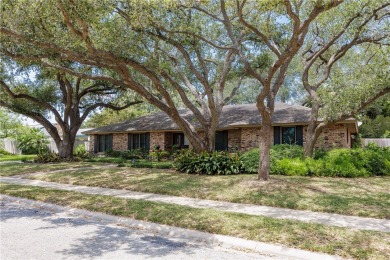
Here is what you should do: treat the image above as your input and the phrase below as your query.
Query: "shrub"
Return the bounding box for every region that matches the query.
[313,148,327,159]
[240,148,259,174]
[361,144,390,176]
[271,158,309,176]
[241,145,304,174]
[150,150,170,161]
[174,149,243,175]
[17,128,49,155]
[239,145,389,177]
[74,144,89,159]
[34,151,61,163]
[270,144,304,160]
[120,149,146,160]
[0,148,12,155]
[104,148,122,157]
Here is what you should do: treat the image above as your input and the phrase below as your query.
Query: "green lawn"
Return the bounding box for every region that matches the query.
[1,183,388,260]
[0,161,108,176]
[87,157,173,168]
[2,162,387,218]
[0,154,36,162]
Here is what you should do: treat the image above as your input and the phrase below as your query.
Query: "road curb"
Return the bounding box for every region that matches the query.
[0,194,342,260]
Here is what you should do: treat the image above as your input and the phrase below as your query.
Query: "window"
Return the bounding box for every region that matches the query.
[274,126,303,146]
[215,131,228,151]
[282,127,295,145]
[94,134,112,153]
[173,133,184,147]
[128,133,150,150]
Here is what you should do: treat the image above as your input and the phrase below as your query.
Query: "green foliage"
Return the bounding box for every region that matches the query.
[150,150,170,161]
[239,148,260,174]
[270,144,304,160]
[359,115,390,138]
[316,149,370,177]
[271,158,309,176]
[120,149,148,159]
[83,104,152,128]
[74,144,90,159]
[240,145,390,177]
[16,128,48,155]
[34,151,61,163]
[0,148,12,155]
[362,143,390,176]
[241,145,304,174]
[104,148,122,158]
[174,149,243,175]
[0,108,25,138]
[104,148,148,160]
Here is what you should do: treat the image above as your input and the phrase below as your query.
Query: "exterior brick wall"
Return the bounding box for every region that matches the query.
[112,133,128,151]
[90,123,351,153]
[88,135,95,152]
[150,132,166,150]
[228,129,241,151]
[240,127,261,151]
[310,124,348,150]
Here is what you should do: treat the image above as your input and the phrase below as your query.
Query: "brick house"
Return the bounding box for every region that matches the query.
[83,103,358,153]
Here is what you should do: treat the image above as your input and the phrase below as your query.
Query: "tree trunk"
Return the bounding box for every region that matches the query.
[57,142,73,159]
[304,122,328,157]
[57,132,76,159]
[258,121,272,180]
[256,101,273,180]
[304,121,317,157]
[304,97,325,158]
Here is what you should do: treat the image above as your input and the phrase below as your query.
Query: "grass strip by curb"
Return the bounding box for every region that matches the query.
[1,183,389,260]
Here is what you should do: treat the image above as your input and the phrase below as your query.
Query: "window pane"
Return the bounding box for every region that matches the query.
[215,131,228,151]
[282,127,295,145]
[133,134,139,149]
[99,135,105,152]
[173,133,184,146]
[140,134,146,148]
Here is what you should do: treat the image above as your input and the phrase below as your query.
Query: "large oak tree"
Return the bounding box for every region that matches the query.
[0,0,242,152]
[0,64,141,158]
[189,0,388,179]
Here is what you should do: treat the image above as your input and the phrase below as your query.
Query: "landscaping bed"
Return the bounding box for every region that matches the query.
[0,183,388,260]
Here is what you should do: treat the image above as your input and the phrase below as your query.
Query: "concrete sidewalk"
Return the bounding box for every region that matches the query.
[1,195,342,260]
[1,176,389,232]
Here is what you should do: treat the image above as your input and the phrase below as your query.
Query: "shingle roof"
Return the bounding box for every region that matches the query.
[83,103,316,134]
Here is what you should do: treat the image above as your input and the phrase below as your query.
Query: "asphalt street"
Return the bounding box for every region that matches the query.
[0,200,276,260]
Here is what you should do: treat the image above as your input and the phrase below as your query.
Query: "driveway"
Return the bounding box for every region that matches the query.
[0,200,275,260]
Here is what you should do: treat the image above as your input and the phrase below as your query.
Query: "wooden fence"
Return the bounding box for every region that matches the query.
[362,138,390,147]
[0,138,21,154]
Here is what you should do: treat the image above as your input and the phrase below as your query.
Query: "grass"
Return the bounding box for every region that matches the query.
[86,156,127,164]
[0,154,36,162]
[0,183,388,260]
[20,165,390,219]
[0,161,108,177]
[87,157,173,169]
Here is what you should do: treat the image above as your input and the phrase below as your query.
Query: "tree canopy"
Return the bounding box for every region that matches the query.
[1,0,389,177]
